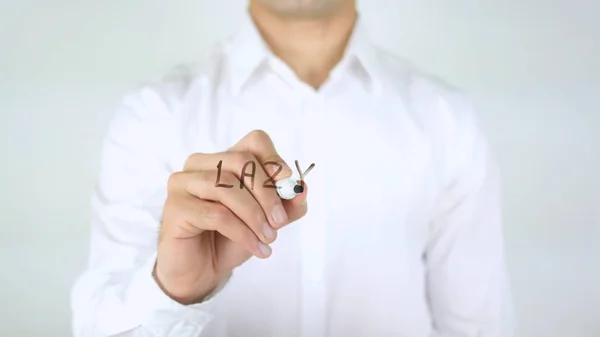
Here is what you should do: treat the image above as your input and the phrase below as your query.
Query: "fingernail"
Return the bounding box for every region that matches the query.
[258,243,272,257]
[262,223,275,241]
[271,204,288,226]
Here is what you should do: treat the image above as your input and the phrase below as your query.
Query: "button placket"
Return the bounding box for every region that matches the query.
[298,92,328,337]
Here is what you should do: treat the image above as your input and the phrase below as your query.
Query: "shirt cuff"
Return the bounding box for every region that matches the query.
[124,252,227,336]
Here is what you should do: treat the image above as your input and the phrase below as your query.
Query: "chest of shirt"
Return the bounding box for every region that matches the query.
[175,86,437,258]
[176,88,440,335]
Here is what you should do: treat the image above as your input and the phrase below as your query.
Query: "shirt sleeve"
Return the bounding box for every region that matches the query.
[70,87,225,337]
[425,95,516,337]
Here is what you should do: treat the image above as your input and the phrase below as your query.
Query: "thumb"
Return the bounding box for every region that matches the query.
[282,180,308,224]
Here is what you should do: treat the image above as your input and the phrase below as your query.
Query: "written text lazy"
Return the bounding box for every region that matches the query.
[215,160,316,190]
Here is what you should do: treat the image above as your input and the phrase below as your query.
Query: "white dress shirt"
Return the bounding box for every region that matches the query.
[71,12,515,337]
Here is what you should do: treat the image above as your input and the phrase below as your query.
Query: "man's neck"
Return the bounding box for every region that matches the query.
[249,1,357,89]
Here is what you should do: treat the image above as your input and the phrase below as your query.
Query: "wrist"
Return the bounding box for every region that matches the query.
[152,261,218,305]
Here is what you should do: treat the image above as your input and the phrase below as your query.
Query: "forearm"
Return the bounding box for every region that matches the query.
[71,254,217,337]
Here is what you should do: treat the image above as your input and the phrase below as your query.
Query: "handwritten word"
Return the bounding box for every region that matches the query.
[215,160,315,190]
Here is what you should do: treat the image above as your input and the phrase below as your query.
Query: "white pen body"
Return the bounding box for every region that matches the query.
[276,177,301,200]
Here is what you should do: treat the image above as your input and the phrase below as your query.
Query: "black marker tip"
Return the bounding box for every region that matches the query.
[293,184,304,194]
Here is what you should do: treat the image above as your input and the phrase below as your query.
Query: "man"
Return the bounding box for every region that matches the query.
[71,0,515,336]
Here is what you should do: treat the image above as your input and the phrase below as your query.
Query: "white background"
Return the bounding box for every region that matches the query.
[1,1,598,336]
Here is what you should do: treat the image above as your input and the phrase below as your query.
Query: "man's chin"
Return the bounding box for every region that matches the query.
[258,0,345,19]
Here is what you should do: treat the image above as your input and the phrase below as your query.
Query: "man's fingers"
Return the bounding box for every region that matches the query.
[182,151,290,229]
[168,171,277,245]
[185,198,272,259]
[165,173,309,263]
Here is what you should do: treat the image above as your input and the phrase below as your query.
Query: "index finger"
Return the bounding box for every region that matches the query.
[229,129,293,178]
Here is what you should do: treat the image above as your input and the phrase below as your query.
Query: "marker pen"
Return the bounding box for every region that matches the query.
[276,177,304,200]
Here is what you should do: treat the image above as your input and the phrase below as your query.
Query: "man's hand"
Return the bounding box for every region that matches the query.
[153,130,308,304]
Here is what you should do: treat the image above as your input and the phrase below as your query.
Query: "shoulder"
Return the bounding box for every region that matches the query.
[108,46,226,126]
[103,45,232,163]
[374,47,479,133]
[373,47,487,150]
[122,57,221,116]
[372,48,495,177]
[104,63,200,146]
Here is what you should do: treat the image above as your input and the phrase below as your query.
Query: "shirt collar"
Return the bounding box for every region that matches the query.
[341,17,382,96]
[227,12,271,97]
[227,11,382,97]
